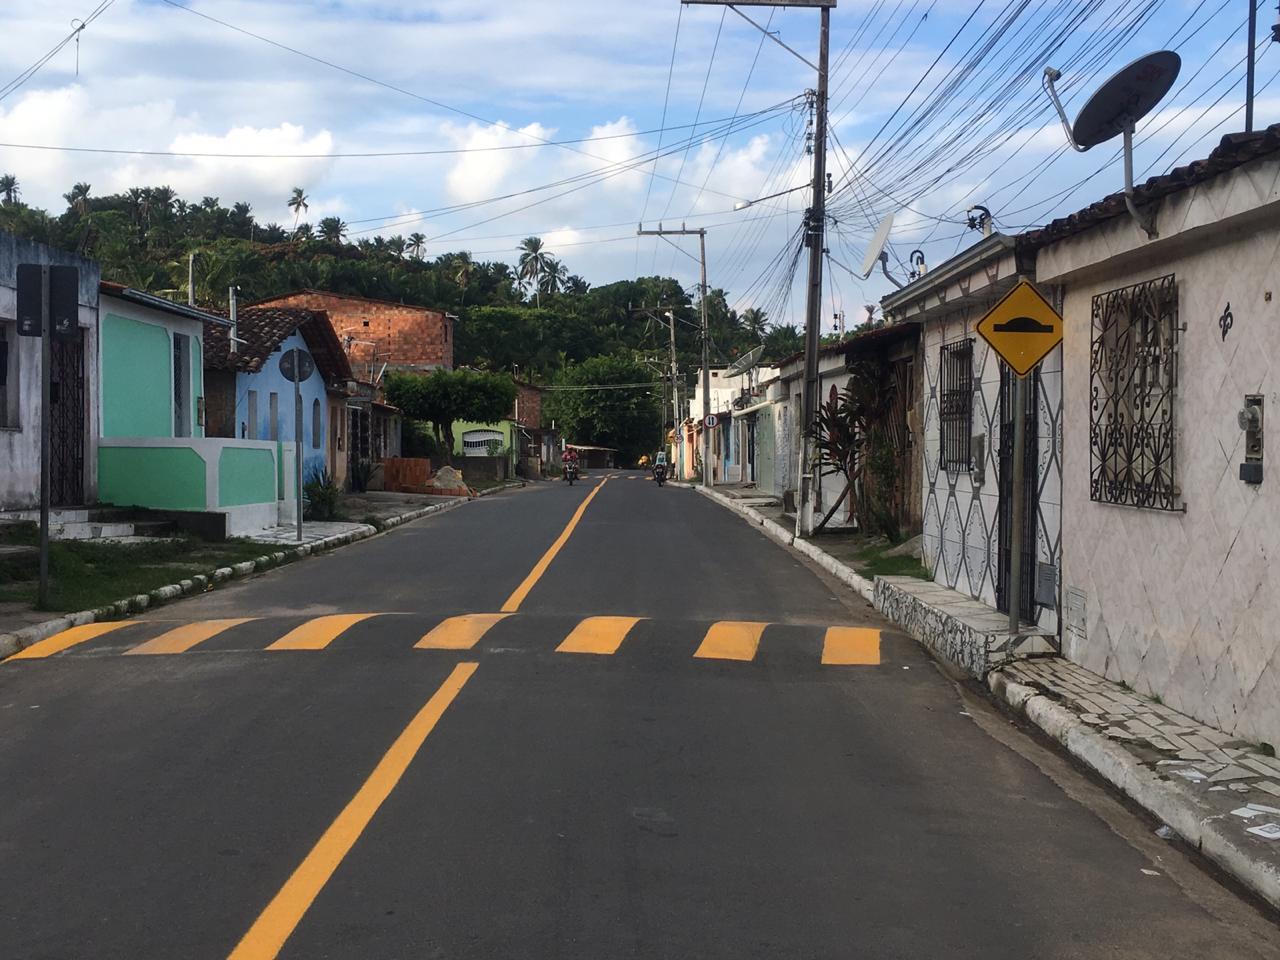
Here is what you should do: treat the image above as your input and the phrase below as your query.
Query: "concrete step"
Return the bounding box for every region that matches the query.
[48,521,137,541]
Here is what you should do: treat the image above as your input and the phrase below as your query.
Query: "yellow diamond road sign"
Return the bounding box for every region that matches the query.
[975,280,1063,378]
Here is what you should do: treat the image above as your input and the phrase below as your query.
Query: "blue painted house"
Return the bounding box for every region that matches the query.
[203,307,352,483]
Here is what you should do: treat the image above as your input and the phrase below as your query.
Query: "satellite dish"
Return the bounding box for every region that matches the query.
[1073,51,1181,149]
[859,212,895,279]
[1044,51,1181,238]
[724,344,765,378]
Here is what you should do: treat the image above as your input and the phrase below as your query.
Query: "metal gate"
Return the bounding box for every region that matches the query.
[997,367,1038,624]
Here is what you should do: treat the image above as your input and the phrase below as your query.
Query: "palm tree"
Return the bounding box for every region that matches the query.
[63,182,92,218]
[540,258,569,296]
[741,307,769,342]
[387,235,407,258]
[287,186,309,236]
[565,274,590,296]
[230,201,254,239]
[452,251,476,305]
[150,186,177,217]
[407,232,426,259]
[0,174,19,205]
[294,222,315,241]
[318,216,348,243]
[517,236,553,307]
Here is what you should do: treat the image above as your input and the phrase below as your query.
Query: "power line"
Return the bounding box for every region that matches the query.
[0,0,117,103]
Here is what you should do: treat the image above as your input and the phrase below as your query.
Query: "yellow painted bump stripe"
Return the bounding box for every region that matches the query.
[693,621,768,662]
[501,479,608,612]
[416,613,511,650]
[7,621,133,660]
[226,662,477,960]
[821,627,881,665]
[266,614,379,651]
[556,616,643,655]
[125,618,258,656]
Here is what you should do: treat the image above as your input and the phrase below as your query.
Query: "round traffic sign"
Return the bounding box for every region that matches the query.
[704,414,718,429]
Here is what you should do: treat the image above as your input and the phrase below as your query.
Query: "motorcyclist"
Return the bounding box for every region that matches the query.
[562,446,579,480]
[638,454,651,470]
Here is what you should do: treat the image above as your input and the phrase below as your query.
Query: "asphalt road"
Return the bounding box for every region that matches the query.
[2,472,1278,959]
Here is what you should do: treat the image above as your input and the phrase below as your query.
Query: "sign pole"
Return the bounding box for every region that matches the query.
[294,345,303,543]
[1008,372,1027,635]
[38,266,51,608]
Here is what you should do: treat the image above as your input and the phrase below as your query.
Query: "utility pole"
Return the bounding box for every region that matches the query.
[666,307,679,468]
[637,224,712,488]
[1247,0,1258,132]
[683,0,834,529]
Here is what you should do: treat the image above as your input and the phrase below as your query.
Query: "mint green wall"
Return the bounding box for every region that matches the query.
[452,420,517,454]
[220,447,277,507]
[98,446,206,510]
[101,312,172,438]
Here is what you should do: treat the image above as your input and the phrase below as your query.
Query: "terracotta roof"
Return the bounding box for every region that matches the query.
[1020,124,1280,250]
[203,306,353,384]
[248,288,447,315]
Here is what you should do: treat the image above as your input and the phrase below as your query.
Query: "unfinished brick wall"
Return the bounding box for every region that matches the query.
[256,292,453,376]
[514,384,542,428]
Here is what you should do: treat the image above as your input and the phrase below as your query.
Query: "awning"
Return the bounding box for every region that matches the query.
[734,400,772,416]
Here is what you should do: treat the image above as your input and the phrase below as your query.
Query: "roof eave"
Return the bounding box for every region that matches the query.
[880,233,1016,314]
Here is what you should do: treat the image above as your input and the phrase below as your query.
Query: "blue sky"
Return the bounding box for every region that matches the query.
[0,0,1272,329]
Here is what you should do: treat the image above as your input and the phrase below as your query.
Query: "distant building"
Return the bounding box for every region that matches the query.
[250,289,454,379]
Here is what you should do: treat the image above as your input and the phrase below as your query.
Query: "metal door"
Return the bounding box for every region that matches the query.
[49,328,86,506]
[997,367,1038,623]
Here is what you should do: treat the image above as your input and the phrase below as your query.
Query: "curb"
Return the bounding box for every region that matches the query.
[0,489,517,662]
[988,671,1280,912]
[689,486,875,603]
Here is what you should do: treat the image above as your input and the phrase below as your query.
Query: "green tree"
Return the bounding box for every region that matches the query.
[318,216,347,243]
[0,174,18,205]
[287,186,309,236]
[407,232,426,259]
[517,236,553,307]
[385,368,517,462]
[542,355,662,463]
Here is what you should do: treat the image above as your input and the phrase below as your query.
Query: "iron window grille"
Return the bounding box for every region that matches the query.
[939,339,974,471]
[1090,274,1180,511]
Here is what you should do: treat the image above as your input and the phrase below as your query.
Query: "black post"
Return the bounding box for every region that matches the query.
[1248,0,1258,132]
[38,266,51,608]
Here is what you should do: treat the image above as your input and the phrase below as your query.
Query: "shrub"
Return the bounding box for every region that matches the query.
[304,466,341,521]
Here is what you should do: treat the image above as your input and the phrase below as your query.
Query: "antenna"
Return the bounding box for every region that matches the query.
[909,249,927,280]
[1043,51,1181,239]
[724,344,765,379]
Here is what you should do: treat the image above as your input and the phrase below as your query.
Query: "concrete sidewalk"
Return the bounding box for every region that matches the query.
[689,481,1280,913]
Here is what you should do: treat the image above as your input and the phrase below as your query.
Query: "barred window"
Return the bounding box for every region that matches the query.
[1090,274,1179,510]
[939,339,974,471]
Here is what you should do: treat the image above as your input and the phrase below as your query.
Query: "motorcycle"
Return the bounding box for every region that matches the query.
[564,461,578,486]
[653,463,667,487]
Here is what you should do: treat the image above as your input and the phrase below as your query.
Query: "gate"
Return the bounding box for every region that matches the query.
[49,329,86,506]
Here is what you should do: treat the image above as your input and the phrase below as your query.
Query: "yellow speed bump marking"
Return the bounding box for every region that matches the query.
[266,614,379,651]
[693,621,768,662]
[501,478,608,612]
[556,616,644,655]
[416,613,512,650]
[126,618,257,656]
[821,627,882,665]
[226,662,477,960]
[7,621,133,660]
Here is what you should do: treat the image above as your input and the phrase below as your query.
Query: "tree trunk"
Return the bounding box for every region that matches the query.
[814,479,852,533]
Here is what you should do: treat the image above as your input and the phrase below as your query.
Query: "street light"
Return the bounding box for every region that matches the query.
[733,183,812,211]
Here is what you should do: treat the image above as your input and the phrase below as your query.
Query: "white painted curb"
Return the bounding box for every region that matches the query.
[690,486,875,603]
[988,672,1280,912]
[0,487,522,662]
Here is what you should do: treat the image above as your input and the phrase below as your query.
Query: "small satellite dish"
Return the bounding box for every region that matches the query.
[1073,51,1181,149]
[724,344,765,379]
[859,213,895,279]
[1044,51,1181,238]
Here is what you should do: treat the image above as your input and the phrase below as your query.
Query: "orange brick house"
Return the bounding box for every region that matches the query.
[250,290,454,380]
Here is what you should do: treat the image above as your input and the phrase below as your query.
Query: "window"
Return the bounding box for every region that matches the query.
[1090,274,1179,510]
[0,322,18,428]
[939,339,974,471]
[173,332,191,437]
[246,390,258,439]
[312,398,322,449]
[269,392,279,441]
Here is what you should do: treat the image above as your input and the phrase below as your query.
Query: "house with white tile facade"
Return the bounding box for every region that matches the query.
[1023,125,1280,750]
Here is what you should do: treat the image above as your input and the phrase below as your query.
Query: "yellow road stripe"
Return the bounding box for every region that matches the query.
[266,614,379,651]
[7,621,133,660]
[821,627,882,665]
[125,618,257,656]
[501,479,608,612]
[556,616,643,655]
[226,662,476,960]
[693,621,768,662]
[416,613,511,650]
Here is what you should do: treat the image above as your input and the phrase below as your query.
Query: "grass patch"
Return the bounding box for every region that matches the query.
[832,536,930,580]
[468,478,512,492]
[0,533,274,612]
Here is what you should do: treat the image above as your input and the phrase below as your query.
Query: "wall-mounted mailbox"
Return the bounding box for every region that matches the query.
[1239,395,1264,484]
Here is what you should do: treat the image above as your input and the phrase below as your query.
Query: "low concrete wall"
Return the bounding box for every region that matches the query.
[97,437,281,535]
[458,455,509,482]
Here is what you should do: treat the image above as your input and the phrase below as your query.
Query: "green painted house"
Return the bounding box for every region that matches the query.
[97,282,293,536]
